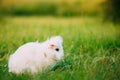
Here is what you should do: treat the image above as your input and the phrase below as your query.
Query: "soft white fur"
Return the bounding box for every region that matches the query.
[8,36,64,74]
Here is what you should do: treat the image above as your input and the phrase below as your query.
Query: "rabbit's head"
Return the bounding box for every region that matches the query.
[44,36,64,61]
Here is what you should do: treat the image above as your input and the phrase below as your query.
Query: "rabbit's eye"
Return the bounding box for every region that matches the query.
[55,48,59,52]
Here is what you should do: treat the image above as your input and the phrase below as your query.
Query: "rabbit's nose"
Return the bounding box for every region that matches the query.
[55,48,59,51]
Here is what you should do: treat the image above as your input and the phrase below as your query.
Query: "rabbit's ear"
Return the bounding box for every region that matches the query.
[50,36,63,44]
[50,44,55,49]
[58,36,63,44]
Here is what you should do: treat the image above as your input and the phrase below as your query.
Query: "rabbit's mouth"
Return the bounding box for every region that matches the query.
[52,56,58,61]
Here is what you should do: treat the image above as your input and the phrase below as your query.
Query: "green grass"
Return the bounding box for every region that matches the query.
[0,16,120,80]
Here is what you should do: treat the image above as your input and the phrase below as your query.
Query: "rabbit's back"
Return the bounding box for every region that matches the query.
[8,42,44,74]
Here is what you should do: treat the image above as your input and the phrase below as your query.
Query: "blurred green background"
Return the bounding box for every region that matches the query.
[0,0,120,80]
[0,0,104,16]
[0,0,120,22]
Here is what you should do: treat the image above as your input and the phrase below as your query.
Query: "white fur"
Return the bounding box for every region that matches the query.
[8,36,64,74]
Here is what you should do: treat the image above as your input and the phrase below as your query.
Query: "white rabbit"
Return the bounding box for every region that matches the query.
[8,36,64,74]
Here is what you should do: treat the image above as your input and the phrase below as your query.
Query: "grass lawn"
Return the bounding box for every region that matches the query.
[0,16,120,80]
